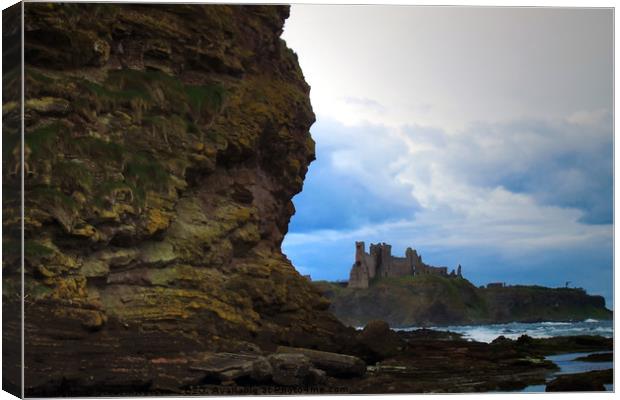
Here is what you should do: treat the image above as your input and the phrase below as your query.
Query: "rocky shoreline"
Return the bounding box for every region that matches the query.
[20,320,612,395]
[546,369,613,392]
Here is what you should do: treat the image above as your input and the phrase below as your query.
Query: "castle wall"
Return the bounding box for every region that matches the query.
[348,242,461,288]
[348,262,369,289]
[364,253,377,279]
[389,257,413,277]
[416,264,448,276]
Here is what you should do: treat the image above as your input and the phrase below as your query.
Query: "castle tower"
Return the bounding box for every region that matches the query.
[410,249,423,275]
[405,247,415,274]
[369,243,381,279]
[355,241,365,264]
[457,264,462,278]
[349,241,370,288]
[369,243,380,259]
[380,243,392,277]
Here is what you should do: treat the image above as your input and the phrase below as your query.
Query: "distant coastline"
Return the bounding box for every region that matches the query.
[314,275,612,328]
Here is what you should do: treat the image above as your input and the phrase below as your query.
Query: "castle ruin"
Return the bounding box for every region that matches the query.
[348,241,463,289]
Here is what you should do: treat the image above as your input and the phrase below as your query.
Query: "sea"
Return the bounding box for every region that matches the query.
[398,319,613,343]
[398,319,614,392]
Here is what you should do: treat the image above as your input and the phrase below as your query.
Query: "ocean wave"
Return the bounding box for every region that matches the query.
[400,320,614,343]
[584,318,599,323]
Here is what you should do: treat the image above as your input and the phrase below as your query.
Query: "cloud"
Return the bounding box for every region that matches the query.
[283,111,612,305]
[291,111,612,237]
[283,6,612,131]
[343,97,387,113]
[290,118,420,233]
[287,197,611,257]
[282,5,613,307]
[398,111,613,224]
[567,109,610,126]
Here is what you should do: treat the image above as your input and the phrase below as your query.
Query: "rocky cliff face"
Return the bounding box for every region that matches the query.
[2,4,353,394]
[2,3,23,397]
[315,276,612,327]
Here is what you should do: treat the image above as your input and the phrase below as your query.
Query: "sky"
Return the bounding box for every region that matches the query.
[280,5,614,308]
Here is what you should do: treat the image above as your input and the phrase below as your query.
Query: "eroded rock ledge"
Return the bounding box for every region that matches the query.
[2,4,354,395]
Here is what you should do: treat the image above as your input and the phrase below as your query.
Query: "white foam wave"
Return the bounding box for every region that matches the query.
[398,320,613,343]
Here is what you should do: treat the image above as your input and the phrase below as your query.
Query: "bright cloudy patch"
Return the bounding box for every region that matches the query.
[399,112,613,225]
[343,97,387,113]
[288,113,612,250]
[286,114,612,292]
[283,6,612,131]
[281,6,613,307]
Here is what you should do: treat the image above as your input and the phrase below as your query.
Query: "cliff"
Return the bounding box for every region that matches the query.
[315,275,612,327]
[2,3,353,395]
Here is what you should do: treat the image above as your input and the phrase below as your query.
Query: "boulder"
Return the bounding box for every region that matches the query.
[357,320,405,362]
[491,335,513,345]
[546,377,605,392]
[267,353,313,386]
[573,352,612,362]
[308,368,327,385]
[189,353,257,383]
[276,346,366,377]
[516,334,534,345]
[545,369,612,392]
[361,320,390,336]
[190,352,328,386]
[250,356,273,383]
